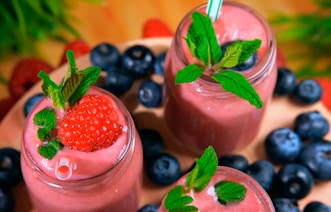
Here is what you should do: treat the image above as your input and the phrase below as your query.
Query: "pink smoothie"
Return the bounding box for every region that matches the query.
[21,87,143,211]
[164,2,277,156]
[158,166,275,212]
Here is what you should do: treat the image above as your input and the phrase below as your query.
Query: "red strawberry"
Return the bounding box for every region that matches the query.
[314,77,331,110]
[0,96,18,122]
[142,19,174,38]
[59,39,90,66]
[58,95,123,152]
[9,58,53,98]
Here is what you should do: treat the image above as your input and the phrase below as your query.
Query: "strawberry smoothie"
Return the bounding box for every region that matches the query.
[163,1,277,156]
[158,166,275,211]
[21,87,143,211]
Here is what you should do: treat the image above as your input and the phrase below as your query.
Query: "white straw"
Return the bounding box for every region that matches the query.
[206,0,223,22]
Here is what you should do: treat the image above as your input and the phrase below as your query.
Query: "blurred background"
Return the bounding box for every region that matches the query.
[0,0,329,118]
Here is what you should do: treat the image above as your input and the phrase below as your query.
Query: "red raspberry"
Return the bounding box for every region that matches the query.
[9,58,53,98]
[142,19,174,38]
[314,77,331,110]
[58,95,123,152]
[0,96,18,122]
[59,39,90,66]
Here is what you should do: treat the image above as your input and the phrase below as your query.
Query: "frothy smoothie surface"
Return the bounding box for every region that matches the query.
[23,87,129,180]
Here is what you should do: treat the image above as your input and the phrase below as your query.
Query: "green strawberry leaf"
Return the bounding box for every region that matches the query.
[165,185,198,212]
[186,146,218,192]
[175,64,205,84]
[211,70,263,108]
[215,180,247,205]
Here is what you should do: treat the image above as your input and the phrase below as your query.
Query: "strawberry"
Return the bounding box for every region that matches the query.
[142,19,174,38]
[313,77,331,110]
[58,94,123,152]
[0,96,18,122]
[59,39,90,66]
[9,58,53,99]
[276,47,287,68]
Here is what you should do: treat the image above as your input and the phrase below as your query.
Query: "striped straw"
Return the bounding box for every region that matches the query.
[206,0,223,22]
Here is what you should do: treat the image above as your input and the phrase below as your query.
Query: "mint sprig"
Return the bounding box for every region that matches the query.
[165,146,247,211]
[176,11,263,109]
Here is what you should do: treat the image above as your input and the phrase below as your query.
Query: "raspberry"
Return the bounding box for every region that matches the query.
[142,19,173,38]
[59,39,90,66]
[314,77,331,110]
[58,95,123,152]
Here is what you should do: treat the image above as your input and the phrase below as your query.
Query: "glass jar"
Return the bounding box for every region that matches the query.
[21,87,143,211]
[158,166,275,211]
[163,1,277,156]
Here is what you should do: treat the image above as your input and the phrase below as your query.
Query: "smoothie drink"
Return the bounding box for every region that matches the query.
[164,2,277,156]
[21,86,143,211]
[158,166,275,212]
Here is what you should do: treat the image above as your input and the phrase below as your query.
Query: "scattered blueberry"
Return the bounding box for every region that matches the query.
[138,128,164,158]
[104,67,134,95]
[294,111,329,140]
[292,79,322,104]
[218,154,249,172]
[221,40,257,71]
[265,128,302,163]
[137,80,162,108]
[245,160,275,192]
[0,187,15,212]
[153,52,167,76]
[90,42,121,70]
[274,67,297,95]
[0,148,22,187]
[303,201,331,212]
[275,163,314,199]
[138,203,159,212]
[121,45,155,78]
[23,93,44,117]
[300,140,331,180]
[146,152,181,186]
[272,198,300,212]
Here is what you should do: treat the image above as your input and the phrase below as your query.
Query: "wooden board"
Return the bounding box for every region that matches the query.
[1,38,331,211]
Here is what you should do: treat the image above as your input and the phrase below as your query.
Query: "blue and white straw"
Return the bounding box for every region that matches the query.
[206,0,223,22]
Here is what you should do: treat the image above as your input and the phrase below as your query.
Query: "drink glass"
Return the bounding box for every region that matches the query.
[21,87,143,212]
[163,1,277,156]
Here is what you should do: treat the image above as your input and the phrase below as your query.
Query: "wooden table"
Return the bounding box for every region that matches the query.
[0,0,316,100]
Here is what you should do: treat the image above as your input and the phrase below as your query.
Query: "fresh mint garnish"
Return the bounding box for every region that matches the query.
[215,180,246,205]
[176,11,263,109]
[165,146,247,211]
[38,145,57,160]
[33,107,57,130]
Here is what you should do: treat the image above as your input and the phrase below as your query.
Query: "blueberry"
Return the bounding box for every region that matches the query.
[146,152,181,186]
[292,79,322,104]
[121,45,155,78]
[221,40,257,71]
[90,42,121,70]
[138,128,164,158]
[303,201,331,212]
[274,67,297,95]
[300,140,331,180]
[104,67,134,95]
[153,52,167,76]
[265,128,302,163]
[275,163,314,199]
[0,148,22,187]
[218,154,249,172]
[294,111,329,140]
[137,80,162,108]
[245,160,275,192]
[0,187,15,212]
[138,204,159,212]
[272,198,300,212]
[23,93,44,117]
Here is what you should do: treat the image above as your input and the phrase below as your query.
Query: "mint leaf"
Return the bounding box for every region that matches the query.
[49,138,63,150]
[186,12,222,66]
[165,185,198,212]
[218,41,242,68]
[211,70,263,108]
[61,71,86,103]
[215,180,246,205]
[37,128,50,141]
[38,145,57,160]
[176,64,205,84]
[237,39,261,64]
[186,146,218,191]
[33,108,56,130]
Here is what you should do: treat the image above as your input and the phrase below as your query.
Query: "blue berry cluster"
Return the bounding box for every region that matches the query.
[274,67,322,105]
